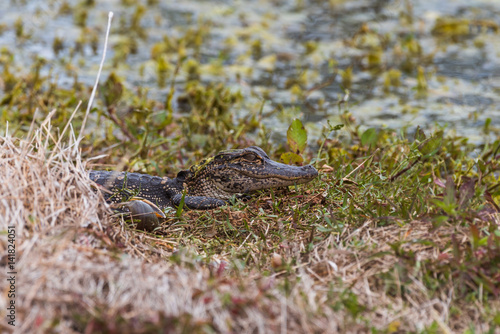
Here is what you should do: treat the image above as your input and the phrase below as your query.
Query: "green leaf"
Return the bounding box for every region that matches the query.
[175,191,186,218]
[444,176,456,207]
[327,121,344,131]
[484,117,492,133]
[414,125,426,142]
[477,159,486,174]
[418,131,443,158]
[101,72,124,107]
[360,128,377,146]
[281,152,304,164]
[287,119,307,154]
[478,236,488,247]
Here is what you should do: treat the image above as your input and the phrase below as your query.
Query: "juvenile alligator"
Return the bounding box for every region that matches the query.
[90,146,318,211]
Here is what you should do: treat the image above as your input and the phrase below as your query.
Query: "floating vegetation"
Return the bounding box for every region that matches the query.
[432,17,472,42]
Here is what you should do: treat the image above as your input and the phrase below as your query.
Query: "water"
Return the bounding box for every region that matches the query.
[1,0,499,144]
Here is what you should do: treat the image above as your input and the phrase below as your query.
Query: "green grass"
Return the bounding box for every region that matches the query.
[2,52,500,334]
[64,111,500,331]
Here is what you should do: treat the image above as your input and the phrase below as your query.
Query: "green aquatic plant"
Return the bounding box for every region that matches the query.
[281,118,308,164]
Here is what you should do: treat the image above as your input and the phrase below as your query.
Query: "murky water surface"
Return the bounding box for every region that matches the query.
[1,0,500,143]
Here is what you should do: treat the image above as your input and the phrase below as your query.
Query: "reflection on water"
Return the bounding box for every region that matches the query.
[1,0,500,143]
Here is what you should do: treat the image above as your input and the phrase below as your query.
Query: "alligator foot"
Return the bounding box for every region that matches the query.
[111,197,166,232]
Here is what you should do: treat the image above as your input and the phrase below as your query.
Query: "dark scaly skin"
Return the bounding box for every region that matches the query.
[89,146,318,210]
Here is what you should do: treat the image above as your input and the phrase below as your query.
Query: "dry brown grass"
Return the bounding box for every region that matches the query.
[0,116,498,333]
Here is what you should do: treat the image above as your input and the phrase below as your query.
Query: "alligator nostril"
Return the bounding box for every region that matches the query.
[301,164,318,176]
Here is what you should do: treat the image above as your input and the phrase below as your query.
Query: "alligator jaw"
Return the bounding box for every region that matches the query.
[235,161,318,183]
[209,161,318,195]
[184,146,320,196]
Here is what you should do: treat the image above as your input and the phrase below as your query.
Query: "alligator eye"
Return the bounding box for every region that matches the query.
[242,153,258,161]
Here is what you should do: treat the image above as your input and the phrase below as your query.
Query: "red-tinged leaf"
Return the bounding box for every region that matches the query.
[35,315,44,328]
[434,177,446,188]
[484,191,500,213]
[437,253,450,262]
[470,224,480,250]
[458,178,476,210]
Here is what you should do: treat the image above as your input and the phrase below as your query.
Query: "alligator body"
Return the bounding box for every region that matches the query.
[90,146,318,211]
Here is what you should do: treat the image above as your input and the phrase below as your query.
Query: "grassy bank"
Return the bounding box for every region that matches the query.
[1,107,499,333]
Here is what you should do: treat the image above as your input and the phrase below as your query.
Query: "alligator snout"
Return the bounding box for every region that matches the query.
[260,159,319,183]
[291,164,318,183]
[301,164,318,177]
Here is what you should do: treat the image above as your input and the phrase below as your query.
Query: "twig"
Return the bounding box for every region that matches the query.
[305,75,337,96]
[338,148,379,184]
[48,101,82,163]
[106,106,139,144]
[77,11,114,147]
[389,156,421,182]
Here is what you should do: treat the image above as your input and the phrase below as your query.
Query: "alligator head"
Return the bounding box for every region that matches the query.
[179,146,318,199]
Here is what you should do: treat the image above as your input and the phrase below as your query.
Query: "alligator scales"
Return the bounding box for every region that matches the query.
[90,146,318,210]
